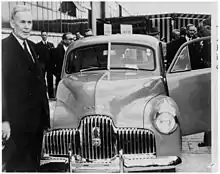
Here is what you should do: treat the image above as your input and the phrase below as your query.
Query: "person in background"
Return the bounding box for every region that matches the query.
[186,24,204,70]
[186,24,198,41]
[52,32,75,92]
[166,27,187,69]
[171,29,180,41]
[36,30,55,99]
[76,31,84,40]
[84,28,93,37]
[2,5,50,171]
[147,27,160,40]
[148,27,167,66]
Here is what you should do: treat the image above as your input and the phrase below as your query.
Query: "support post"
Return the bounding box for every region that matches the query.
[91,2,97,35]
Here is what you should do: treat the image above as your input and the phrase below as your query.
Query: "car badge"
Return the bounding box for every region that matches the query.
[92,127,101,147]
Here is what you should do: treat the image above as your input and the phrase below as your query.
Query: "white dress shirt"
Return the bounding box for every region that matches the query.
[63,45,68,52]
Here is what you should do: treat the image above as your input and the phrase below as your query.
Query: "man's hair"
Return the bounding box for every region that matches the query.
[11,5,31,20]
[172,29,180,35]
[41,30,48,34]
[62,32,73,40]
[186,23,196,30]
[180,27,187,36]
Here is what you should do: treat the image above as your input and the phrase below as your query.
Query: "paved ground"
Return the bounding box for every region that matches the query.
[177,133,212,172]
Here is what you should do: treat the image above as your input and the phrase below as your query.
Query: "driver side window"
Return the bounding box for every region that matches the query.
[171,46,191,73]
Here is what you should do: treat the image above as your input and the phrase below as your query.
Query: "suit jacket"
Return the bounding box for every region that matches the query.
[188,39,203,70]
[166,37,187,67]
[51,43,65,78]
[201,39,211,67]
[2,34,50,134]
[36,41,54,73]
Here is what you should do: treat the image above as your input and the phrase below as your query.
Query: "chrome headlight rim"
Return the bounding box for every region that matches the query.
[153,112,178,135]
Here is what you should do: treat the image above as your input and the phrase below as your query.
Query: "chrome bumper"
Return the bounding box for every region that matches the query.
[40,152,181,172]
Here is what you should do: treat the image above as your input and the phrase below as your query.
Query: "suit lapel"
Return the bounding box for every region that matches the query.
[9,34,32,67]
[9,34,45,83]
[27,40,37,62]
[9,34,25,55]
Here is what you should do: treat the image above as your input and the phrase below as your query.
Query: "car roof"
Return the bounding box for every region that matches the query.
[67,34,159,51]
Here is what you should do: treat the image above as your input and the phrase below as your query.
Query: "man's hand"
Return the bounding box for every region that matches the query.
[2,121,11,141]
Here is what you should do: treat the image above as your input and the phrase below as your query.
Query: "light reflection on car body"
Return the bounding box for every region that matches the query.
[40,35,211,172]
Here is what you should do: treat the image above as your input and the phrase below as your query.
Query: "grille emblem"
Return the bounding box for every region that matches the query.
[92,127,101,147]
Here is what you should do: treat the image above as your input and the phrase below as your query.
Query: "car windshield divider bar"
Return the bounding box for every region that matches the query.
[107,40,111,70]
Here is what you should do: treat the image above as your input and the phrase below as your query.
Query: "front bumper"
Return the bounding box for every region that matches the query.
[40,153,182,172]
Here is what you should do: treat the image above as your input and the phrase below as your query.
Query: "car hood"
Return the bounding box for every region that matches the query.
[53,71,165,129]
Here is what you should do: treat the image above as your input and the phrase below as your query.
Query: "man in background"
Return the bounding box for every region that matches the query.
[36,30,55,99]
[171,29,180,41]
[148,27,167,65]
[76,31,84,40]
[2,5,50,171]
[186,24,198,41]
[186,24,203,70]
[166,27,187,69]
[84,28,93,37]
[52,32,75,91]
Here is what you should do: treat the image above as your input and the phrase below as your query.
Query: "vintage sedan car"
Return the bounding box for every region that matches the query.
[40,35,211,172]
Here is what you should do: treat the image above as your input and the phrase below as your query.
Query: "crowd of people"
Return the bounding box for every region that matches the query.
[2,4,211,172]
[148,22,211,71]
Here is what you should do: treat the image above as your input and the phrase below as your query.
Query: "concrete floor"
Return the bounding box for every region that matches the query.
[177,133,212,172]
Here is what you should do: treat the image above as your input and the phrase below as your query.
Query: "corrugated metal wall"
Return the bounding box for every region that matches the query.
[149,17,172,42]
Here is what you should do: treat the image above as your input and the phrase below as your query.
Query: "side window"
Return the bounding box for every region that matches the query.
[171,46,191,73]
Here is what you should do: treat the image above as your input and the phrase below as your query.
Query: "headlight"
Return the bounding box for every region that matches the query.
[154,112,177,134]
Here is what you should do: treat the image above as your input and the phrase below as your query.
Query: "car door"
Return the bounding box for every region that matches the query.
[166,37,211,136]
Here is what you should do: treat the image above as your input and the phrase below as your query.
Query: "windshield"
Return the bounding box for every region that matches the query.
[65,43,155,74]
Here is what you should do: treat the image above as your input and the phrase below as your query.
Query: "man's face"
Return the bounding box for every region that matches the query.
[187,26,197,38]
[63,34,74,47]
[41,32,48,41]
[10,11,32,40]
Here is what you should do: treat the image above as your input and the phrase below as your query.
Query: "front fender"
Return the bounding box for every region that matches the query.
[143,95,181,157]
[144,95,180,126]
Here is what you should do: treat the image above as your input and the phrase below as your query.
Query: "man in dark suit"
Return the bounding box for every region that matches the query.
[36,30,55,98]
[166,27,187,69]
[52,32,75,91]
[2,5,50,172]
[186,24,204,70]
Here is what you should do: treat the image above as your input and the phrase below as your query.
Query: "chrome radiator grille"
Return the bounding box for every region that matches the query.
[42,116,156,159]
[43,129,79,156]
[117,128,156,154]
[79,116,117,159]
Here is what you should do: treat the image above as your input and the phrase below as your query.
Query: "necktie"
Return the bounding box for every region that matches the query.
[23,41,35,63]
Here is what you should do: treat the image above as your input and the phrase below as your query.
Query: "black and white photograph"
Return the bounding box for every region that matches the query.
[1,1,218,172]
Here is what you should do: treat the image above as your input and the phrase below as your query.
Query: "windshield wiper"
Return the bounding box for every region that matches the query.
[80,66,107,72]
